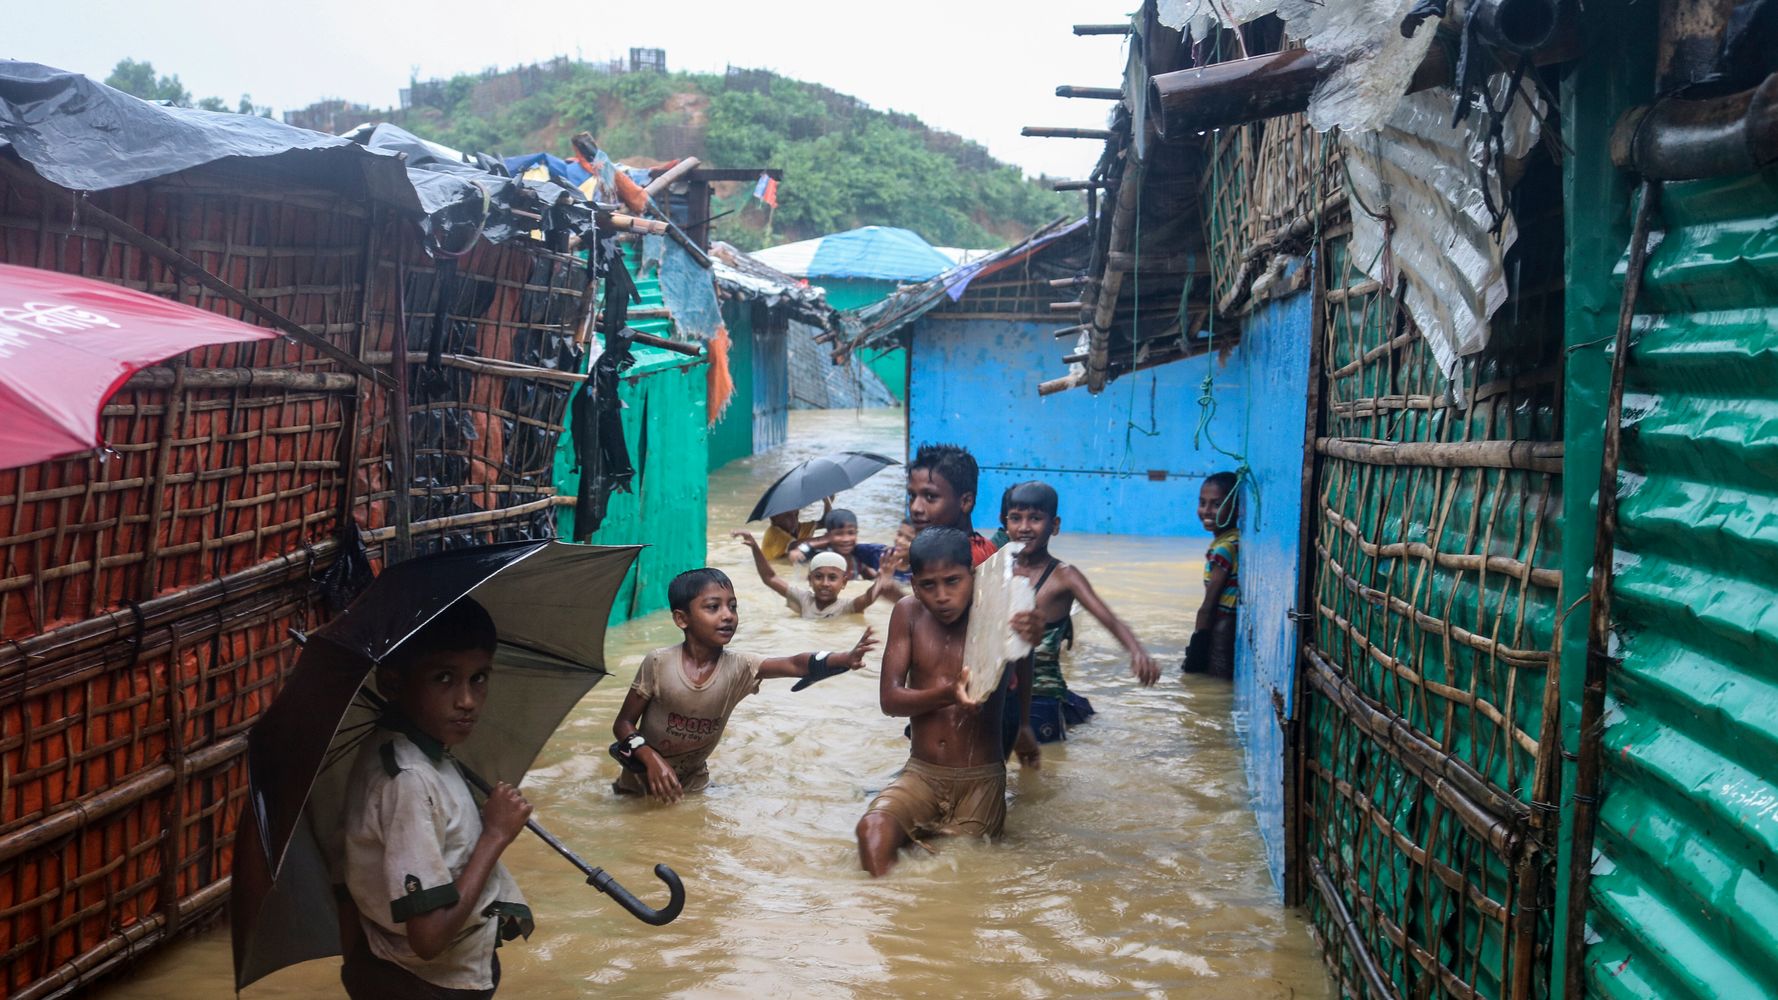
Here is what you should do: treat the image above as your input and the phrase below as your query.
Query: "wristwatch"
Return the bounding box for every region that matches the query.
[623,733,646,754]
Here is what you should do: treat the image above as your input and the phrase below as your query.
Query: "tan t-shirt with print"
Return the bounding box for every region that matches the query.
[614,644,763,795]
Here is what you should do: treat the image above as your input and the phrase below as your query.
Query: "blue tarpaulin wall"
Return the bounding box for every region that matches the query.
[907,316,1245,536]
[1230,284,1314,893]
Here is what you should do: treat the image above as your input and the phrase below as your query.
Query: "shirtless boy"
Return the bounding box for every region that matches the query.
[1001,482,1159,742]
[855,527,1040,877]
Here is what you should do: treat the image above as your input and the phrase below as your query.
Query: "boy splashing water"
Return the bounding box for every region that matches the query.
[1001,482,1159,742]
[855,528,1039,877]
[610,569,876,801]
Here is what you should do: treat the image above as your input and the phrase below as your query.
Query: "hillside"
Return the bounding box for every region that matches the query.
[387,63,1074,252]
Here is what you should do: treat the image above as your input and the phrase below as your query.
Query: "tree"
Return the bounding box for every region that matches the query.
[104,58,190,106]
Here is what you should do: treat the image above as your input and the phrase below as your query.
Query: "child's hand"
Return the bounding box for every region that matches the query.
[731,530,759,550]
[1011,610,1043,647]
[950,667,981,712]
[642,751,683,804]
[1012,726,1042,770]
[842,626,879,669]
[1130,648,1159,687]
[480,781,533,846]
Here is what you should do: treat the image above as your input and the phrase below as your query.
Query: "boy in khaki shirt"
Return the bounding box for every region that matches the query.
[340,598,533,999]
[609,568,876,801]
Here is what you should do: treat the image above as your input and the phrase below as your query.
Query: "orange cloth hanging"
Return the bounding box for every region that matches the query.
[706,325,735,426]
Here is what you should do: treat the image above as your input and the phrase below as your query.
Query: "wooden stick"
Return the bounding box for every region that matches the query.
[1106,250,1206,274]
[12,878,232,1000]
[1308,858,1395,1000]
[1021,127,1115,140]
[1055,86,1122,100]
[599,212,669,236]
[1051,179,1105,191]
[1049,300,1086,312]
[1565,181,1659,999]
[362,494,560,543]
[1073,22,1131,35]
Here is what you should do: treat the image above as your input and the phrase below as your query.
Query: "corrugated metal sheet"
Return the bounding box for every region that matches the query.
[1230,282,1314,891]
[709,301,756,470]
[752,310,788,453]
[1582,167,1778,999]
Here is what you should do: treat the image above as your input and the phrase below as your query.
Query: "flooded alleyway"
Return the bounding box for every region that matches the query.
[97,409,1329,999]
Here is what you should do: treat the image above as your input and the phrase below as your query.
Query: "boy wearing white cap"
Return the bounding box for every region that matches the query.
[733,532,897,618]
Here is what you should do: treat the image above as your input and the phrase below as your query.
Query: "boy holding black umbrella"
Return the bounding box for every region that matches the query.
[339,598,534,1000]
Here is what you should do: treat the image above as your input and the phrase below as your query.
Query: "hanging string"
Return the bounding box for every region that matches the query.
[1192,80,1256,525]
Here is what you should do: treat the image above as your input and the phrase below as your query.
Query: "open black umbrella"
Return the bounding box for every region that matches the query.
[748,451,900,522]
[230,540,679,991]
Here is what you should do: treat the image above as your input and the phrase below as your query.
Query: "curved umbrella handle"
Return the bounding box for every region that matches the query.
[587,863,685,926]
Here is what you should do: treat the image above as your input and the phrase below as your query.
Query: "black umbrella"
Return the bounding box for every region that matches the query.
[230,540,681,991]
[748,451,900,522]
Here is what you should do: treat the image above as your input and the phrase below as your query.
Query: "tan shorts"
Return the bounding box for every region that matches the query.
[865,758,1007,840]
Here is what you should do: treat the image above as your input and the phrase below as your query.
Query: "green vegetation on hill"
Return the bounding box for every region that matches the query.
[396,64,1072,251]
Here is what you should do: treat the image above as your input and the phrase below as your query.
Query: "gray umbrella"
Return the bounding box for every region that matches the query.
[748,450,899,521]
[230,540,680,991]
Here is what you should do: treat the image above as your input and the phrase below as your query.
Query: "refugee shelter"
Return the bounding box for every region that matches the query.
[756,225,957,402]
[0,64,685,997]
[1006,1,1778,997]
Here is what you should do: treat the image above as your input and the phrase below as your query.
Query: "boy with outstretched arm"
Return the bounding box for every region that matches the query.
[1000,481,1159,743]
[609,569,877,802]
[855,528,1041,877]
[905,443,998,567]
[340,598,533,999]
[733,531,896,618]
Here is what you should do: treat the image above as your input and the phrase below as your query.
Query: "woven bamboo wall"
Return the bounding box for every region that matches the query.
[1299,157,1567,999]
[0,165,591,997]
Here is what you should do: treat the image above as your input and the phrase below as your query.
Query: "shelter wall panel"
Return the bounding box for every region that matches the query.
[1578,168,1778,1000]
[908,317,1238,537]
[1301,174,1564,998]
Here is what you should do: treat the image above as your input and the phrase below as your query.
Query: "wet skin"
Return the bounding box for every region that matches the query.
[1005,507,1159,686]
[906,468,974,533]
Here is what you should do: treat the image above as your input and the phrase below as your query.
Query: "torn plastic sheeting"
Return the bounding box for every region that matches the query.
[0,61,413,205]
[1157,0,1439,133]
[348,123,591,248]
[641,233,723,341]
[1342,80,1543,390]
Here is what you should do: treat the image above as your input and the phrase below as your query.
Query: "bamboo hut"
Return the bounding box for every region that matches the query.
[0,65,647,997]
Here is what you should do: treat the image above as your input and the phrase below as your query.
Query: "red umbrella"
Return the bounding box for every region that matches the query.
[0,261,280,469]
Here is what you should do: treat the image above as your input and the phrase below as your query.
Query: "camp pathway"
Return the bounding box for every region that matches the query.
[94,407,1330,999]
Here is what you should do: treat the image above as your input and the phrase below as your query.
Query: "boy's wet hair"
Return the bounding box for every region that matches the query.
[1205,471,1239,495]
[909,443,979,498]
[908,526,972,575]
[824,508,858,530]
[998,484,1017,521]
[1005,481,1059,518]
[668,568,734,611]
[385,597,497,675]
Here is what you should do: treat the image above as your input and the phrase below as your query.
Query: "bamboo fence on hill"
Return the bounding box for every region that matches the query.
[0,160,595,998]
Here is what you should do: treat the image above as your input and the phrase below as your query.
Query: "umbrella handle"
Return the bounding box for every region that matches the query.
[585,863,686,926]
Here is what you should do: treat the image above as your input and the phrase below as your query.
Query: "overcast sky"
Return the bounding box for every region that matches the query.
[11,1,1136,180]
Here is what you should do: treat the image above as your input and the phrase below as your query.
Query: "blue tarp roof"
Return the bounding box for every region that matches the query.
[753,226,956,282]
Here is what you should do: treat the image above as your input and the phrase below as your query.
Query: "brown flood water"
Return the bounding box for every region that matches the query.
[96,408,1330,999]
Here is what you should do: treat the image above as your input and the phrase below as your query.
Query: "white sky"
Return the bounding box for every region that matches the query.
[10,0,1136,180]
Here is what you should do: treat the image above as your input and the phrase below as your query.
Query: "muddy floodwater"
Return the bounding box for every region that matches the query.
[97,409,1330,999]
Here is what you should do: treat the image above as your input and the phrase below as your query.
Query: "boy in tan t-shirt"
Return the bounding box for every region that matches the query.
[609,568,877,801]
[733,531,897,619]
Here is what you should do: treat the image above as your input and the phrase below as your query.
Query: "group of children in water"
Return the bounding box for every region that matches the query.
[337,441,1241,997]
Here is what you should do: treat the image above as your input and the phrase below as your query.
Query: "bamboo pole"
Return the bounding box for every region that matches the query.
[1088,158,1144,393]
[597,212,669,236]
[1052,179,1105,191]
[1054,85,1122,100]
[1564,180,1659,1000]
[124,368,358,392]
[1020,127,1116,140]
[1316,437,1565,474]
[1308,858,1394,1000]
[361,494,561,543]
[642,157,701,197]
[13,878,232,1000]
[1073,22,1131,35]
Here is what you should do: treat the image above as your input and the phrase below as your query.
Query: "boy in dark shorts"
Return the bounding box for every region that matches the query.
[340,598,533,999]
[609,569,877,802]
[1183,472,1240,678]
[999,481,1159,743]
[905,443,998,567]
[855,528,1040,877]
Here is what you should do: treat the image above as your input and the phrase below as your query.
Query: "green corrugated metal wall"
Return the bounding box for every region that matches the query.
[554,257,710,624]
[821,278,907,402]
[1574,167,1778,999]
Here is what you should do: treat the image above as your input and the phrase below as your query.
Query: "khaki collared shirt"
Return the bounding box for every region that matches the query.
[343,728,530,990]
